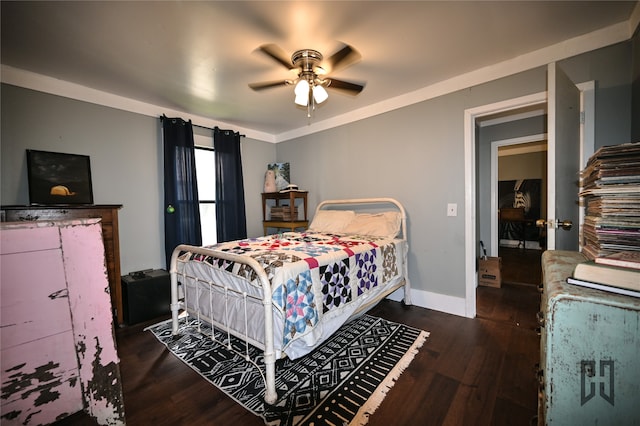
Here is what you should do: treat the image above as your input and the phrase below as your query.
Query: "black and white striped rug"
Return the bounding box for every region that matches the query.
[147,314,428,425]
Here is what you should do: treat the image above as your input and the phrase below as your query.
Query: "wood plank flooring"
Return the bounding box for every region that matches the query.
[56,250,542,426]
[499,247,542,287]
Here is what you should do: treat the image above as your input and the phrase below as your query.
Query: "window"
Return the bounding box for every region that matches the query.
[195,146,217,245]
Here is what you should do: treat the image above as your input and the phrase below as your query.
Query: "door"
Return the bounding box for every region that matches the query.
[545,63,581,251]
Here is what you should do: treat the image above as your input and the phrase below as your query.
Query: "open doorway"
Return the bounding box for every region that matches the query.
[494,137,547,286]
[463,79,593,318]
[474,112,549,325]
[475,105,548,291]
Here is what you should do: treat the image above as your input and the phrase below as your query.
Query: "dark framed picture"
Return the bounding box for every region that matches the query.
[27,149,94,205]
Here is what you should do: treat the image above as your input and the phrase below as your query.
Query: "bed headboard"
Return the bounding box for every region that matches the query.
[314,198,408,240]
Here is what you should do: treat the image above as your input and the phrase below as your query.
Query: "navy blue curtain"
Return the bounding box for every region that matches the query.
[214,127,247,242]
[162,116,202,269]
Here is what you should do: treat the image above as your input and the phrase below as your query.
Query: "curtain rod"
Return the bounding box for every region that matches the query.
[193,123,246,138]
[160,115,245,137]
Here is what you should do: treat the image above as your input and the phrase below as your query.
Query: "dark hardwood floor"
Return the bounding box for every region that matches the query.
[57,249,542,426]
[499,247,543,287]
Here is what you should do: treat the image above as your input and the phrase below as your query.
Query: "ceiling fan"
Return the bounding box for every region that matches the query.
[249,43,365,117]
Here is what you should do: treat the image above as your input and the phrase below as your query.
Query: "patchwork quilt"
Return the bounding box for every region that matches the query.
[177,231,404,357]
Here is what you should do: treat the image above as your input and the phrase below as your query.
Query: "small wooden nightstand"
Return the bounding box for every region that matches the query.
[262,191,308,235]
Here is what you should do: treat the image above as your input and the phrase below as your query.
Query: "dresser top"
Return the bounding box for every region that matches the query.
[2,204,123,210]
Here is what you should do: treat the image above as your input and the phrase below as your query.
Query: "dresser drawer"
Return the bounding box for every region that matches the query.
[1,227,73,349]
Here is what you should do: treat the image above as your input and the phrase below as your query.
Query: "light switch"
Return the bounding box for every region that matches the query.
[447,203,457,217]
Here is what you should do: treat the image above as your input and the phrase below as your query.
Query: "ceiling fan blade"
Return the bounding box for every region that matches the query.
[249,80,290,91]
[326,78,365,95]
[324,44,361,73]
[257,44,294,70]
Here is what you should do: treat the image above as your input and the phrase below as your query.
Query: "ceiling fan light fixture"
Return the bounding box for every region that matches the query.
[294,79,309,95]
[294,92,308,106]
[313,85,328,104]
[294,79,310,105]
[250,44,363,117]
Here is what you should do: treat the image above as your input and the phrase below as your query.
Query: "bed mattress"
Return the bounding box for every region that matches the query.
[175,230,407,359]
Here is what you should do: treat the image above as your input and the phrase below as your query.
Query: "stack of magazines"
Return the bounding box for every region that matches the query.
[580,142,640,259]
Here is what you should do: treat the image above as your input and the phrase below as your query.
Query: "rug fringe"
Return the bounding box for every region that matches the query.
[350,330,430,426]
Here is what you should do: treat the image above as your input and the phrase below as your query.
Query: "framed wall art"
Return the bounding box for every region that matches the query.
[27,149,94,205]
[498,178,541,242]
[265,162,290,192]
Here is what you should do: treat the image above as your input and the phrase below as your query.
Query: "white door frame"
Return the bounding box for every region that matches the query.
[464,92,546,318]
[464,82,594,318]
[577,80,596,247]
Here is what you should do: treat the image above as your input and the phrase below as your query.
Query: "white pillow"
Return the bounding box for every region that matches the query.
[308,210,356,233]
[342,211,402,238]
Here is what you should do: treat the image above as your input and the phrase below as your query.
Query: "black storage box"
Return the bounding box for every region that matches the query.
[121,269,170,325]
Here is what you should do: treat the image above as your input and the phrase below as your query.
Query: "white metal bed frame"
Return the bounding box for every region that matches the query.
[169,197,411,404]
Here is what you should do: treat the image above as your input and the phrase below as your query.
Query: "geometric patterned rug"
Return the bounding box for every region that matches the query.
[146,314,429,425]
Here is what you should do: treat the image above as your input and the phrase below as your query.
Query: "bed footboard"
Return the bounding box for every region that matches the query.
[169,244,278,404]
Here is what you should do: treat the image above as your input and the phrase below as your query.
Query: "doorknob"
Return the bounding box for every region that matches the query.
[536,218,573,230]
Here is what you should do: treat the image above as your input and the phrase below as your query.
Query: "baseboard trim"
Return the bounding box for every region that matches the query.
[387,287,468,318]
[500,239,542,250]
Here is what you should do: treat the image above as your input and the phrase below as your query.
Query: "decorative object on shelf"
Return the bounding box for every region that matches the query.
[26,149,94,205]
[263,169,276,193]
[279,183,300,193]
[249,44,365,119]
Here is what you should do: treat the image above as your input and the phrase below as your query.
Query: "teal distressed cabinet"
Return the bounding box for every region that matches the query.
[539,250,640,425]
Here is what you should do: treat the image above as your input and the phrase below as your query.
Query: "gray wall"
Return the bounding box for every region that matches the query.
[276,41,633,301]
[276,67,549,299]
[473,41,633,258]
[560,41,633,149]
[0,84,276,274]
[1,39,634,311]
[499,151,547,183]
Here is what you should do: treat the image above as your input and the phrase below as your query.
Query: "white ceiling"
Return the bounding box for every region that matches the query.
[1,1,639,142]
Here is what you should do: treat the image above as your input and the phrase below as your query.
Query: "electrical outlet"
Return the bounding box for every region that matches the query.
[447,203,457,217]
